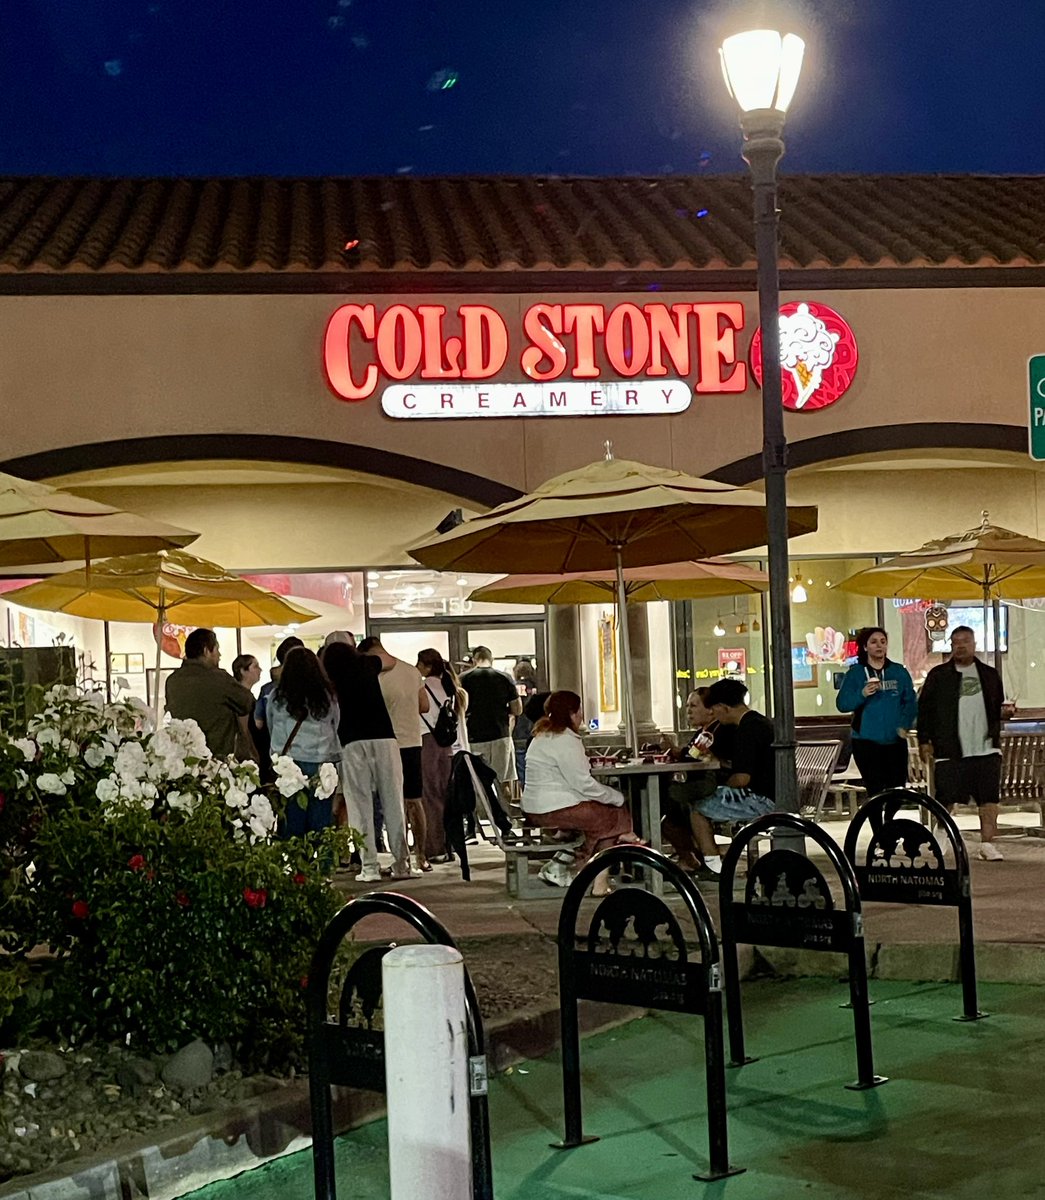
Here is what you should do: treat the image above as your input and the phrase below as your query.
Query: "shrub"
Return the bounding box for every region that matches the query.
[0,687,354,1066]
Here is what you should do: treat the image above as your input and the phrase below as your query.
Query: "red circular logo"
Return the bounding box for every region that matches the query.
[749,301,859,413]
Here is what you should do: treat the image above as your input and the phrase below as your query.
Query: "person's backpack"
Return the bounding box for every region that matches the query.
[426,684,459,748]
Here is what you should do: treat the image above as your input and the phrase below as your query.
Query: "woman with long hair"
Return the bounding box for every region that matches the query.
[837,626,918,820]
[266,646,341,836]
[416,647,468,864]
[231,654,262,765]
[521,690,641,890]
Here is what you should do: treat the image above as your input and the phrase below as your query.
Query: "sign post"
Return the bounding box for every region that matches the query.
[1029,354,1045,462]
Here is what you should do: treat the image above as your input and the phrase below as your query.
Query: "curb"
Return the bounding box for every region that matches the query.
[751,939,1045,985]
[0,998,646,1200]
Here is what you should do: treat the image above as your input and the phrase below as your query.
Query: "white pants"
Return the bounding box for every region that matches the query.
[340,738,408,869]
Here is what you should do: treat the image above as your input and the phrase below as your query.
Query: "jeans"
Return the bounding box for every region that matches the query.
[283,759,334,837]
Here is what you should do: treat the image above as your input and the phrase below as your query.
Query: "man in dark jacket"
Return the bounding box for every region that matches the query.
[917,625,1013,861]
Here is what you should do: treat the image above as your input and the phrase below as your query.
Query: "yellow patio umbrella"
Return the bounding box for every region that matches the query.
[467,558,769,605]
[1,549,320,717]
[412,445,816,753]
[0,472,198,570]
[834,512,1045,674]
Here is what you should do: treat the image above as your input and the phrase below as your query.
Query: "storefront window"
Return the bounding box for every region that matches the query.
[676,588,767,718]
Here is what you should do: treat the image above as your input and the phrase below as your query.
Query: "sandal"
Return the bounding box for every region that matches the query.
[616,834,649,847]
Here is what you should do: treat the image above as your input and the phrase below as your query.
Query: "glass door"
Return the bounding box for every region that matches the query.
[368,617,546,684]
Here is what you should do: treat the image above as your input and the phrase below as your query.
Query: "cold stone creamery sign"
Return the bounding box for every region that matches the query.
[322,300,858,419]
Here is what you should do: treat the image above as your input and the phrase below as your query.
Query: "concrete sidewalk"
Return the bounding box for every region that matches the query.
[333,812,1045,970]
[186,976,1045,1200]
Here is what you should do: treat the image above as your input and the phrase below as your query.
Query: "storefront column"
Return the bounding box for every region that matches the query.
[624,603,658,738]
[548,605,584,695]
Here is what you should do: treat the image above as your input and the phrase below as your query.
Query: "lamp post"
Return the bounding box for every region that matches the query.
[720,28,805,814]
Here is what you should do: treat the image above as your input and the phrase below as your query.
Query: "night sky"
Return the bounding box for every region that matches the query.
[1,0,1043,179]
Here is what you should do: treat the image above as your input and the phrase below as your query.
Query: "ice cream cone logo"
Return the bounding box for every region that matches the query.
[750,301,859,412]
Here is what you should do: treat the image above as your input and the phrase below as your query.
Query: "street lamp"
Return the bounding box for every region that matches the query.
[720,26,805,814]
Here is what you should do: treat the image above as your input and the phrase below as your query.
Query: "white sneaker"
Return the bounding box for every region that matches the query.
[703,855,723,875]
[978,842,1004,862]
[357,867,382,883]
[538,858,572,888]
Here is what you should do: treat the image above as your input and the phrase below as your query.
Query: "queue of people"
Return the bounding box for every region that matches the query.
[162,617,1018,897]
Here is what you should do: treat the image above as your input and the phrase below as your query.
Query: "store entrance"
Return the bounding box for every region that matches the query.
[368,616,547,684]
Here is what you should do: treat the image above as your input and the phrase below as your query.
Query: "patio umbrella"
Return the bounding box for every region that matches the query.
[1,549,319,717]
[0,472,198,570]
[834,512,1045,675]
[411,446,816,754]
[467,558,769,605]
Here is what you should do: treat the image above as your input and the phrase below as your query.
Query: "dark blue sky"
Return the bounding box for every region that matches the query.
[1,0,1042,178]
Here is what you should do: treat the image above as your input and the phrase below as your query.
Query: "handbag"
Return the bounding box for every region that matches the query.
[424,683,459,748]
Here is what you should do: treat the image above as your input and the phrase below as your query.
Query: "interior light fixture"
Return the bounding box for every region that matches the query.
[455,576,469,587]
[752,617,761,632]
[736,620,749,634]
[791,583,808,603]
[713,617,726,637]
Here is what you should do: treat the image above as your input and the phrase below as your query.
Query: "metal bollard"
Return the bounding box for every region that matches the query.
[383,943,472,1199]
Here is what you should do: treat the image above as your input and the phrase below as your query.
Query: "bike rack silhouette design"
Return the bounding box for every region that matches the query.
[306,892,493,1200]
[843,787,986,1021]
[553,844,742,1182]
[719,812,887,1091]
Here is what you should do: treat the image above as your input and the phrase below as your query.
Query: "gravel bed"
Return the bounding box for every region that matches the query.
[0,932,560,1185]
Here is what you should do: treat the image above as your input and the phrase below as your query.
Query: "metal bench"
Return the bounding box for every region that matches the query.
[469,757,582,899]
[797,739,844,822]
[1000,732,1045,835]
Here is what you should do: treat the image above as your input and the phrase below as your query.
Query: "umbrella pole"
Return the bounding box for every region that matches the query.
[103,621,112,702]
[992,597,1003,685]
[614,546,639,758]
[153,591,165,725]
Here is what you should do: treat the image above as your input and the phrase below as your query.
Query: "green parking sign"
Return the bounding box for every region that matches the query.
[1031,355,1045,461]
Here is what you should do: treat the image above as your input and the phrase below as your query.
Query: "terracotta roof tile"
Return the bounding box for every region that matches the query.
[0,173,1042,275]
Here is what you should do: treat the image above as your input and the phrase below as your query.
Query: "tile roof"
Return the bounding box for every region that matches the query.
[0,174,1042,276]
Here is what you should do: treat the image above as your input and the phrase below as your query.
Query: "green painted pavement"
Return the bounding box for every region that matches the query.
[189,978,1045,1199]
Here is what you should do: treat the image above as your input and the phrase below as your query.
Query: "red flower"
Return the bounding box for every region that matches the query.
[127,854,146,872]
[299,975,309,990]
[175,891,190,908]
[243,887,268,909]
[292,872,307,886]
[145,869,156,882]
[71,899,89,919]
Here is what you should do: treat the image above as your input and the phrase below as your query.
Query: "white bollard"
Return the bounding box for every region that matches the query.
[382,943,472,1200]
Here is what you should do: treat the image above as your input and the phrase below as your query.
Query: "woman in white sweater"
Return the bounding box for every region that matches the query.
[521,690,641,887]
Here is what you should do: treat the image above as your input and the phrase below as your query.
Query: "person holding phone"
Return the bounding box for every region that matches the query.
[837,627,918,815]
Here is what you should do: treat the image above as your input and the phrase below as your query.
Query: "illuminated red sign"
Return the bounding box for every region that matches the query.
[750,301,859,412]
[323,301,748,403]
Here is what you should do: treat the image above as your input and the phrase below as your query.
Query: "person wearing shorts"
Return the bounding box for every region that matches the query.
[688,677,776,877]
[917,625,1012,861]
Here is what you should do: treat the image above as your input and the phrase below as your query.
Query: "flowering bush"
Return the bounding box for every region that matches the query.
[0,686,355,1065]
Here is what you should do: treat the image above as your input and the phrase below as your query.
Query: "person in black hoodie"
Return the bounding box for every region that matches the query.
[916,625,1013,861]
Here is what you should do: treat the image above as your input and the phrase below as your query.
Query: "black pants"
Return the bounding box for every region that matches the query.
[851,738,909,830]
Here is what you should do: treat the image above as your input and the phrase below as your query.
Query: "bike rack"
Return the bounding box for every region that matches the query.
[843,787,986,1021]
[306,892,493,1200]
[553,844,742,1181]
[719,812,887,1090]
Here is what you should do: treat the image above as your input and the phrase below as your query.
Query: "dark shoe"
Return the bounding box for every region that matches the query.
[429,853,454,864]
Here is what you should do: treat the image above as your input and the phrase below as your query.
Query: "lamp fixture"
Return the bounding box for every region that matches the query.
[719,30,805,115]
[791,583,808,603]
[713,617,726,637]
[752,617,761,632]
[736,620,749,634]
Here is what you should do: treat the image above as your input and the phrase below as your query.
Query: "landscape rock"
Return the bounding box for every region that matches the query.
[19,1050,67,1082]
[161,1040,214,1091]
[116,1056,157,1096]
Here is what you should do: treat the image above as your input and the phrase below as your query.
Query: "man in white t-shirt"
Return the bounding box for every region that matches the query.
[917,625,1013,860]
[359,636,430,873]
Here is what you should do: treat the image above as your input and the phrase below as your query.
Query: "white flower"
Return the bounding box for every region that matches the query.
[247,794,276,842]
[60,739,79,758]
[11,738,37,763]
[224,786,250,810]
[37,773,67,796]
[166,790,199,815]
[273,755,307,798]
[96,777,120,805]
[60,768,76,786]
[25,861,36,883]
[15,769,28,787]
[35,727,59,749]
[316,761,340,800]
[83,744,107,769]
